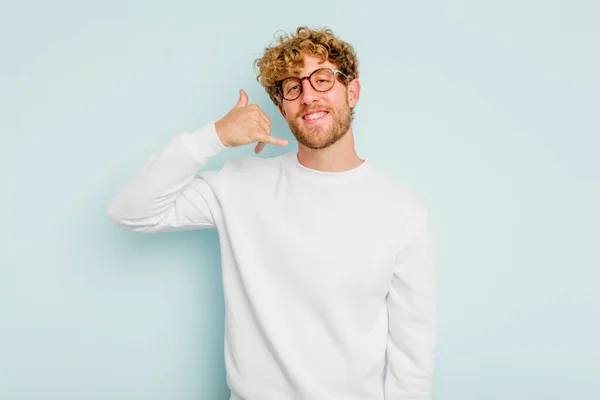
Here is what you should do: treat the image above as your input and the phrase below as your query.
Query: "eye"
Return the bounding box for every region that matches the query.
[286,85,300,94]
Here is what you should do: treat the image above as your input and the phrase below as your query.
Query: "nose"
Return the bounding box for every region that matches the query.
[299,78,319,105]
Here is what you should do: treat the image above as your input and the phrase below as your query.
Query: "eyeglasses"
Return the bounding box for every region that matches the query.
[277,68,347,101]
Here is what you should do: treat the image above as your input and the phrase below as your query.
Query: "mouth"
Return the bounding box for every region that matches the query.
[301,110,329,123]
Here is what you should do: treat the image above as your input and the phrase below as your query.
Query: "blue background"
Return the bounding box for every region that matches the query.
[1,1,598,399]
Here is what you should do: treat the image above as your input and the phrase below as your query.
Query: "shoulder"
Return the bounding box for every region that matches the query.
[200,152,292,192]
[365,166,433,250]
[366,163,428,217]
[222,152,290,177]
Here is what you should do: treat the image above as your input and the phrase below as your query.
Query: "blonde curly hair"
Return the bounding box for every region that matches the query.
[254,26,359,107]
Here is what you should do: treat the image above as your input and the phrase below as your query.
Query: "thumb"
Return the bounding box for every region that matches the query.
[234,89,248,108]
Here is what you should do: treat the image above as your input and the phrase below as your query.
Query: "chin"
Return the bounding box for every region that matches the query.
[287,109,351,150]
[294,127,347,150]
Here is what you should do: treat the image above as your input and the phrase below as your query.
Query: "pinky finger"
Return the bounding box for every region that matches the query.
[261,135,288,147]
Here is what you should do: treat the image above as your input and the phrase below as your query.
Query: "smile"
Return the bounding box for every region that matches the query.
[302,111,328,121]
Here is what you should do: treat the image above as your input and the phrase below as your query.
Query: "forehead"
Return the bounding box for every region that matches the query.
[290,54,338,77]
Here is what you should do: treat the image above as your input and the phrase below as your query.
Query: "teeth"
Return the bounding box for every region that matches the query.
[305,112,326,120]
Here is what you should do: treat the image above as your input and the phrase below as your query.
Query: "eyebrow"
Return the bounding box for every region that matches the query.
[289,66,331,78]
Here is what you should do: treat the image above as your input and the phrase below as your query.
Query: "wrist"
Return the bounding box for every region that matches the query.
[214,120,230,147]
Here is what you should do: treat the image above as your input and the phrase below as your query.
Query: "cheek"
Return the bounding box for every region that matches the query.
[330,91,348,108]
[287,106,302,120]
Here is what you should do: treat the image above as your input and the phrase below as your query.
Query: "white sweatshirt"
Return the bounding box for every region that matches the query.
[107,122,437,400]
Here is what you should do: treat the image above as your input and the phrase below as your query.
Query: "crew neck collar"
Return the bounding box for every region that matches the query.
[284,152,372,183]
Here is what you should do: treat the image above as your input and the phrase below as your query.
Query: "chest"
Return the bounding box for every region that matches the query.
[229,187,401,302]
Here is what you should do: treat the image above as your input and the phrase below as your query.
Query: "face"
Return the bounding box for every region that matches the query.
[277,54,360,150]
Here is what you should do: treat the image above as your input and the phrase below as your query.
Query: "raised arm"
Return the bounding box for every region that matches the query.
[106,89,288,233]
[385,205,438,399]
[106,122,226,232]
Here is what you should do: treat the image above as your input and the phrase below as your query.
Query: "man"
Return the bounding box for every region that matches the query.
[107,26,437,400]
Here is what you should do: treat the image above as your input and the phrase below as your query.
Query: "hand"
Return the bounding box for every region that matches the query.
[215,89,288,154]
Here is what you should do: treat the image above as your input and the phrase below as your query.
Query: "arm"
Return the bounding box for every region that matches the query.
[106,90,288,233]
[106,122,227,233]
[385,206,437,399]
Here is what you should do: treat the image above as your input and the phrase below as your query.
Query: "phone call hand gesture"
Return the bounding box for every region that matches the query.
[215,89,288,154]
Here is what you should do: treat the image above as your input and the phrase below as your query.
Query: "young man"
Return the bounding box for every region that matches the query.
[107,26,437,400]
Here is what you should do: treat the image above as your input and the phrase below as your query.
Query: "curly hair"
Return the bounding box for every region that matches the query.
[254,26,359,107]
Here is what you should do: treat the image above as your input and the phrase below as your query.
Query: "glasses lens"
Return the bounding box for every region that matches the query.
[281,78,302,100]
[279,69,337,100]
[310,69,335,91]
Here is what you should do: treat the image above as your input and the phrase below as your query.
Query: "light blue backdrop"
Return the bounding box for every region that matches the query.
[1,1,598,399]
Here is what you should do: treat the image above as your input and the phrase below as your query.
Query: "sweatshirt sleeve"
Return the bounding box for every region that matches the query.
[385,205,438,399]
[106,122,227,233]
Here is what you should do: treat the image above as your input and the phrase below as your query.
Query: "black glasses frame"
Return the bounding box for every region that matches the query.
[277,68,348,101]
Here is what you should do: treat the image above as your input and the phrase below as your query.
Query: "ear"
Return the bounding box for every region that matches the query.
[347,78,360,108]
[277,103,287,118]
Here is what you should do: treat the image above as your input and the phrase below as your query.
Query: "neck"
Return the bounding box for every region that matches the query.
[296,128,364,172]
